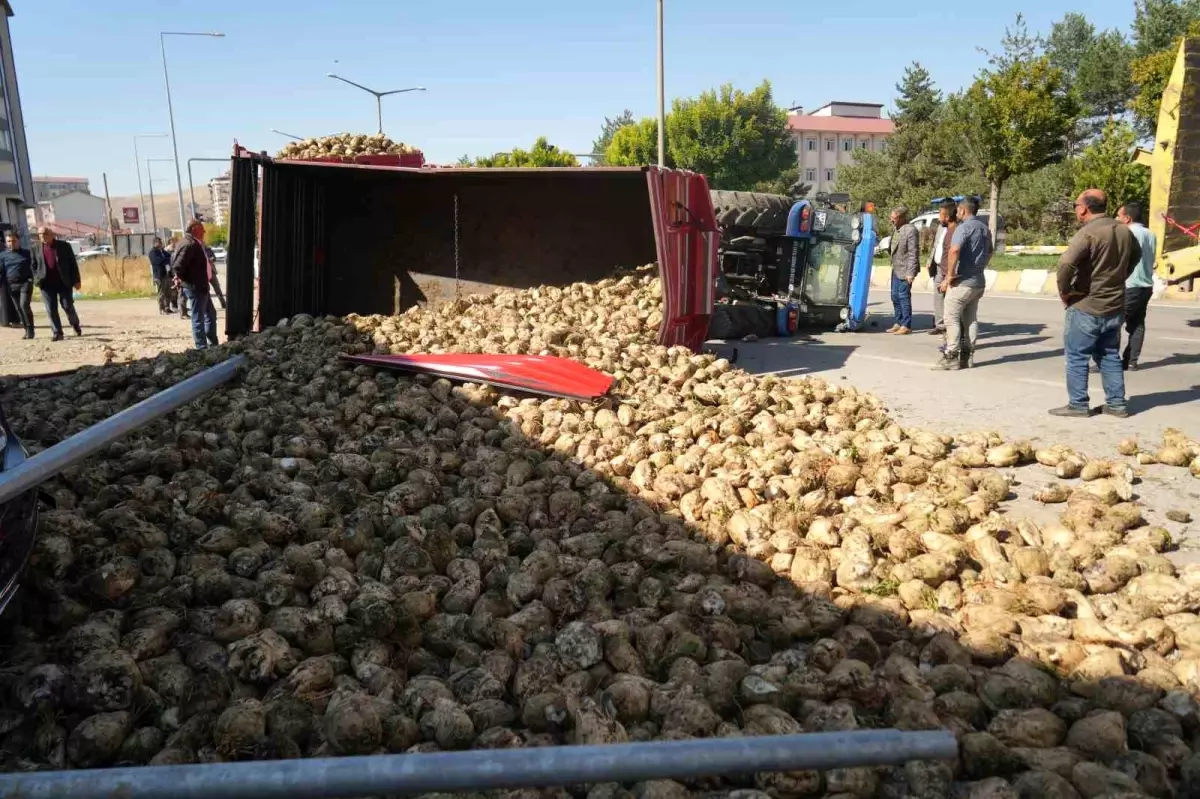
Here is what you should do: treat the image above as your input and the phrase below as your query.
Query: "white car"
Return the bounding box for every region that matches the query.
[211,246,227,261]
[877,211,1006,256]
[78,248,106,260]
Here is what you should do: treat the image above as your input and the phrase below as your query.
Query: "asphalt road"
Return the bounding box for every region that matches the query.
[727,290,1200,545]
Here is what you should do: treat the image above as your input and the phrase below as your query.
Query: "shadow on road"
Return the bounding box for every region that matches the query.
[1187,318,1200,328]
[974,336,1052,351]
[976,347,1064,368]
[733,341,859,378]
[976,321,1048,338]
[1128,384,1200,413]
[1140,352,1200,371]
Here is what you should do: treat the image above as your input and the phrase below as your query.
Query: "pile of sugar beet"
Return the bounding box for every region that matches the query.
[1,264,1200,799]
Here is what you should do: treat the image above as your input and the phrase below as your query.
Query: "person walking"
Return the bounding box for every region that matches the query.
[1051,189,1142,418]
[887,206,919,335]
[1116,201,1156,372]
[0,230,35,338]
[167,235,188,318]
[928,199,957,337]
[203,244,227,309]
[934,197,991,370]
[149,237,174,315]
[31,226,82,342]
[172,219,219,350]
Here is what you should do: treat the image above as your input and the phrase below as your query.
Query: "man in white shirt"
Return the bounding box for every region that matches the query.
[1116,202,1156,371]
[927,200,957,336]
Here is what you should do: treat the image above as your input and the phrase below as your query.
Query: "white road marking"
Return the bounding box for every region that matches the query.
[1016,377,1063,388]
[853,354,934,368]
[1160,336,1198,344]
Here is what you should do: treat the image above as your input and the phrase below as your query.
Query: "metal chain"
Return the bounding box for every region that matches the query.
[453,193,462,303]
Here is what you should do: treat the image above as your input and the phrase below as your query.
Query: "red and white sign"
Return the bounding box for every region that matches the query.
[121,207,140,225]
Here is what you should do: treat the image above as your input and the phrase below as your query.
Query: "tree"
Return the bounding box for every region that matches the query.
[1000,162,1076,242]
[752,166,812,198]
[665,81,795,190]
[204,222,229,247]
[1073,120,1151,212]
[980,13,1043,70]
[605,118,663,167]
[1132,0,1200,56]
[893,62,940,125]
[947,55,1079,239]
[1130,18,1200,133]
[591,110,635,165]
[1076,30,1134,119]
[461,137,579,168]
[1047,13,1096,79]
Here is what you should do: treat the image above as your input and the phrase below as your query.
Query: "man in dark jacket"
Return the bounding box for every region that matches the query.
[172,219,218,349]
[202,244,227,309]
[0,230,35,338]
[149,237,174,314]
[1052,189,1142,419]
[31,226,82,341]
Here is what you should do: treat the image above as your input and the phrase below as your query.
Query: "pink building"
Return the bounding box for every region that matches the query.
[788,102,894,196]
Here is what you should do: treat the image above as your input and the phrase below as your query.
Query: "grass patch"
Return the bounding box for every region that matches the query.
[79,256,156,297]
[77,289,156,301]
[873,253,1061,271]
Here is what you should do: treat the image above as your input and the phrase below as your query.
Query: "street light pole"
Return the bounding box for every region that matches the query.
[325,74,426,135]
[656,0,665,168]
[147,159,174,236]
[160,31,224,232]
[270,129,304,141]
[133,134,168,233]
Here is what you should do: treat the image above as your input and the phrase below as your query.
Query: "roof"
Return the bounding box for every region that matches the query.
[815,101,884,110]
[1,2,12,18]
[788,115,895,135]
[49,190,104,204]
[33,176,90,184]
[46,220,105,237]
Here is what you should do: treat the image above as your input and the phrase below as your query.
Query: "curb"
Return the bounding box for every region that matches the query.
[868,266,1198,304]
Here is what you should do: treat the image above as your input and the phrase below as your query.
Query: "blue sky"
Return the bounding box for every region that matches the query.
[13,0,1134,197]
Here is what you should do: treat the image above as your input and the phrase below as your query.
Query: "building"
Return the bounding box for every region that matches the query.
[0,2,34,231]
[208,172,231,226]
[788,102,895,197]
[34,190,107,229]
[33,175,90,203]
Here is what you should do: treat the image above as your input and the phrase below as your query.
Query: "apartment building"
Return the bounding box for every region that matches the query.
[208,172,231,226]
[33,176,90,202]
[788,102,895,196]
[0,1,34,230]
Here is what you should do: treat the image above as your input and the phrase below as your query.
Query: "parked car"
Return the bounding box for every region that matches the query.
[211,246,227,261]
[78,248,106,261]
[876,211,1006,257]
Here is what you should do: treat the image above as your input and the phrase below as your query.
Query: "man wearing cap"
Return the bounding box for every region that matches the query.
[31,226,82,341]
[172,219,219,349]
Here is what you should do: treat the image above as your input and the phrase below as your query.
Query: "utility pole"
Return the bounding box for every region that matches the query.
[656,0,666,168]
[102,173,116,250]
[160,31,224,231]
[133,134,168,233]
[326,74,425,135]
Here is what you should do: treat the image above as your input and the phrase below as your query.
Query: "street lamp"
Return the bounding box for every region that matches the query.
[325,73,425,134]
[160,31,225,231]
[656,0,665,168]
[270,129,305,141]
[146,158,175,235]
[133,133,169,233]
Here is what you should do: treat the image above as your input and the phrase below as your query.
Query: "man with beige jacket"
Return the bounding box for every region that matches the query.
[887,206,920,335]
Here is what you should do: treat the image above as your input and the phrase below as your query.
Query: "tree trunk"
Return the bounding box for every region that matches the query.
[988,181,1001,245]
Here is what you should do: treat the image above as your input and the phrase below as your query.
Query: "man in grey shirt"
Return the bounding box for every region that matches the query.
[934,196,991,370]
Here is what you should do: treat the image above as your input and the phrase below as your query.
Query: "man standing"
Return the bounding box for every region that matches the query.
[934,197,991,370]
[0,230,34,338]
[928,200,957,337]
[172,219,219,350]
[887,206,919,335]
[1052,189,1142,418]
[31,226,82,341]
[149,237,173,315]
[1116,201,1156,371]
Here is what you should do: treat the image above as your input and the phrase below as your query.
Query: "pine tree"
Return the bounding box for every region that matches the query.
[893,63,940,125]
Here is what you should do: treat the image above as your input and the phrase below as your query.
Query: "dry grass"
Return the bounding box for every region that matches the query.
[79,256,156,298]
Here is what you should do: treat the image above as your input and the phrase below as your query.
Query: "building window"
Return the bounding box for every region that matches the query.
[880,141,888,152]
[859,140,870,150]
[806,138,816,151]
[842,139,852,152]
[805,169,816,182]
[825,139,834,152]
[825,169,835,182]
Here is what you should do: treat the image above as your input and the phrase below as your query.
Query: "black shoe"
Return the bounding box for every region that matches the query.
[1127,362,1138,372]
[1049,405,1092,418]
[73,326,82,337]
[51,332,64,342]
[1103,405,1131,418]
[21,331,31,340]
[933,353,962,371]
[959,349,974,369]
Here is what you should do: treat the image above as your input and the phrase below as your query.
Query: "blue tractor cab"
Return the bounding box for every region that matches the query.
[710,191,877,337]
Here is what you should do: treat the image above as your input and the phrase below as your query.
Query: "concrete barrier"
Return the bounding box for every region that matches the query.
[1017,269,1050,294]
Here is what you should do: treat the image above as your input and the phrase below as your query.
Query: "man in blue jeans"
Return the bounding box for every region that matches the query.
[171,219,219,350]
[886,206,919,335]
[1052,189,1142,418]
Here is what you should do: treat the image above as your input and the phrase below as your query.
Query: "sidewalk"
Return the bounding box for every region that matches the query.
[869,266,1199,304]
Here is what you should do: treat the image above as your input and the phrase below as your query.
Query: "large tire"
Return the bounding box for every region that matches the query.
[707,303,776,340]
[710,190,792,236]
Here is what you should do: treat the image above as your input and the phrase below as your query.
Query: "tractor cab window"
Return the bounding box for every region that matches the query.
[803,240,854,306]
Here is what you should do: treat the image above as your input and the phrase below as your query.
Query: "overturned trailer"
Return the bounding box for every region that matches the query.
[225,147,721,352]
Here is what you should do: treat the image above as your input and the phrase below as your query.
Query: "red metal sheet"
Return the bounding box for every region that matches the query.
[341,353,614,400]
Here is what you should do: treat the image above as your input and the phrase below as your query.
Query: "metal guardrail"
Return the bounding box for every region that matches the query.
[0,730,957,799]
[0,355,246,506]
